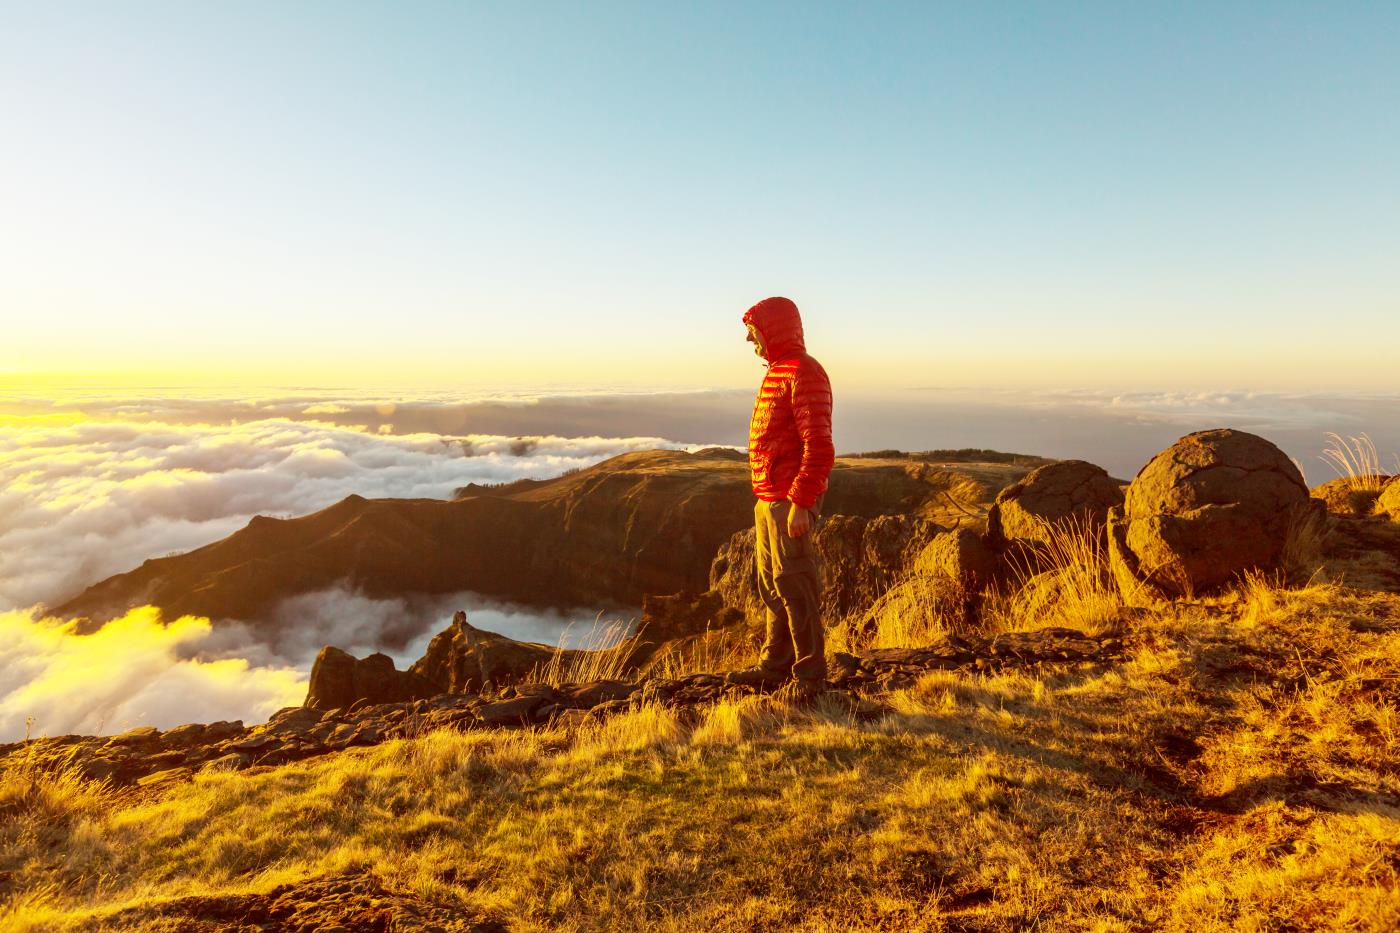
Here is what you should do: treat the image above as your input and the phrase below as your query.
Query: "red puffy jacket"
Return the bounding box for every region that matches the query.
[743,297,835,511]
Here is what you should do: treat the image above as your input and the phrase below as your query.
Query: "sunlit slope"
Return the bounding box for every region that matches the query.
[6,581,1397,932]
[54,449,1031,630]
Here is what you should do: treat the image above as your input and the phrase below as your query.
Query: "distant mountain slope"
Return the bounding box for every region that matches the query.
[54,449,1033,629]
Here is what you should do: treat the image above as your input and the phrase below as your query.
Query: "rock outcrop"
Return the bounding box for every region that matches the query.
[856,528,1002,637]
[708,513,943,624]
[408,615,576,694]
[304,647,437,711]
[637,590,745,641]
[986,459,1124,547]
[1108,429,1313,599]
[1376,479,1400,521]
[1312,477,1393,517]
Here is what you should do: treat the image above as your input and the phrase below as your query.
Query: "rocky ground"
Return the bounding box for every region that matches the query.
[2,628,1129,794]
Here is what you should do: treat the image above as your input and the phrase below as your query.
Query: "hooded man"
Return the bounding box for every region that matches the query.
[726,296,835,697]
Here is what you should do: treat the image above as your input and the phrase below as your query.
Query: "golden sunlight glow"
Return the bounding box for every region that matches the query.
[0,605,307,738]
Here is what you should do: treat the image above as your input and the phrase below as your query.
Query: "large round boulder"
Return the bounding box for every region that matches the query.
[986,460,1124,547]
[1108,429,1311,599]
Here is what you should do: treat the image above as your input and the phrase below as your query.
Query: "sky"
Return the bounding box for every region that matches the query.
[2,1,1398,390]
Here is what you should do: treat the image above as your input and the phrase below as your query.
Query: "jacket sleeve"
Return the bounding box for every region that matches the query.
[786,358,835,510]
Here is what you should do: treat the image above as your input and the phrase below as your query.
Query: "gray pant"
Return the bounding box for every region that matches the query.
[754,497,826,682]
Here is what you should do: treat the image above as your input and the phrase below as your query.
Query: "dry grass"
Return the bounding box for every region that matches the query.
[984,513,1128,636]
[848,513,1129,653]
[647,625,753,680]
[1320,433,1396,493]
[5,528,1400,932]
[528,615,638,687]
[7,577,1396,931]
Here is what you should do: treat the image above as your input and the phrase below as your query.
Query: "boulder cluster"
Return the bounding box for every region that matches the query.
[874,429,1336,625]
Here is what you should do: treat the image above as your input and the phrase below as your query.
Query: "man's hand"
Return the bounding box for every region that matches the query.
[786,503,813,538]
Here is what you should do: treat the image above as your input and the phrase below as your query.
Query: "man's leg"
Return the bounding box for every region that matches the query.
[754,499,796,675]
[769,499,827,683]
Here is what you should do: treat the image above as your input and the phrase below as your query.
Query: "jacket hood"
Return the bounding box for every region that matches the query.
[742,296,806,362]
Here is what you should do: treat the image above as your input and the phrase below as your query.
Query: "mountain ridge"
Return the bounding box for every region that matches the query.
[55,448,1032,632]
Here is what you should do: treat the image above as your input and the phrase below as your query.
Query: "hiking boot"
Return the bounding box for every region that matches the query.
[777,678,827,704]
[724,667,790,689]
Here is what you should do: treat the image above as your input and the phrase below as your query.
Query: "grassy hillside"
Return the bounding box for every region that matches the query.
[5,566,1398,930]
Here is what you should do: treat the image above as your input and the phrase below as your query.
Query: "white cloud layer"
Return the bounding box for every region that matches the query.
[0,591,634,742]
[0,606,307,740]
[0,414,692,612]
[0,394,680,739]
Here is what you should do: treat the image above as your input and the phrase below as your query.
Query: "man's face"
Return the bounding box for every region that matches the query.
[746,322,767,361]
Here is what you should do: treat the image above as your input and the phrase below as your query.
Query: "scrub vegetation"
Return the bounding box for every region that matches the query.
[4,567,1398,931]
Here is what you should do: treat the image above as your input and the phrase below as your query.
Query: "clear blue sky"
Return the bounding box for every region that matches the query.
[2,1,1397,390]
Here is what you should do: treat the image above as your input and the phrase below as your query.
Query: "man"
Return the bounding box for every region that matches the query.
[726,296,835,698]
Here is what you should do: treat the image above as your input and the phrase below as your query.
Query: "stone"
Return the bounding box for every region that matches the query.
[986,460,1124,548]
[304,646,357,709]
[1108,429,1312,599]
[409,621,564,694]
[588,698,635,718]
[143,750,188,771]
[478,696,546,726]
[160,723,207,745]
[709,513,943,624]
[305,646,438,710]
[514,683,560,699]
[202,752,251,772]
[829,652,861,681]
[920,528,1000,591]
[137,767,191,788]
[350,724,381,745]
[1377,479,1400,521]
[563,680,636,707]
[639,590,745,641]
[79,757,122,782]
[229,734,277,752]
[267,707,325,733]
[205,720,244,740]
[1312,477,1392,517]
[107,726,160,746]
[551,709,593,731]
[855,528,1001,638]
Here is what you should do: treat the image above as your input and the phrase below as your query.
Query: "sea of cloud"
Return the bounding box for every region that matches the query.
[0,396,695,740]
[0,412,696,612]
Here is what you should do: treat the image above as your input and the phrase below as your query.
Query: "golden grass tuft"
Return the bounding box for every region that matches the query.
[984,513,1126,635]
[528,614,637,687]
[648,626,754,680]
[1320,432,1395,493]
[853,512,1128,651]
